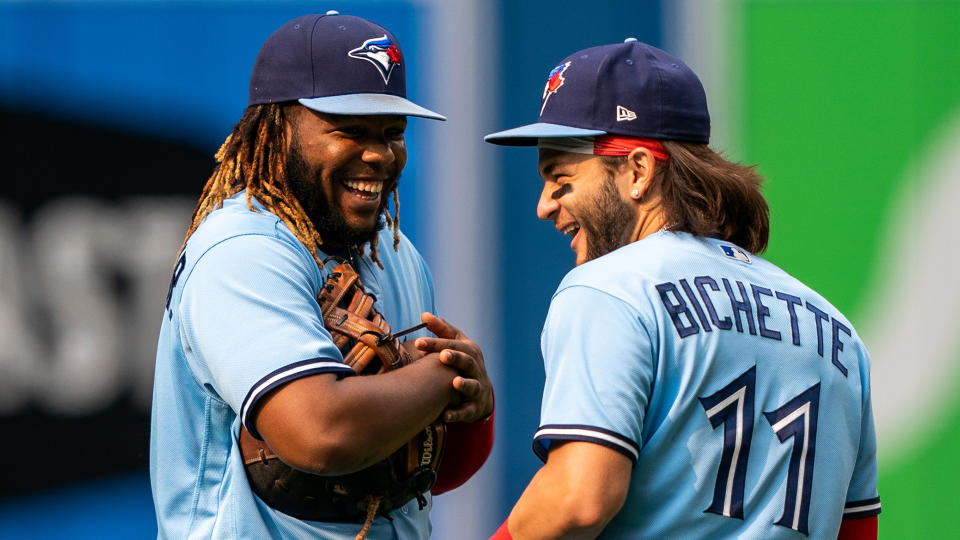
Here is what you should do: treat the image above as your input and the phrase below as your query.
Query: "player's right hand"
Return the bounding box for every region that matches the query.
[414,312,493,423]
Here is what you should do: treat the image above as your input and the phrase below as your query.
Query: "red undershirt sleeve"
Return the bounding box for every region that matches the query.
[837,516,878,540]
[432,396,495,494]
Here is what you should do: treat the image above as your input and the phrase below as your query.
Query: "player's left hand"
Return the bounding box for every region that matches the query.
[414,312,493,423]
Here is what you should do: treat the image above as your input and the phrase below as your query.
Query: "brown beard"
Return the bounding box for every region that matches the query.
[284,137,391,248]
[581,173,637,262]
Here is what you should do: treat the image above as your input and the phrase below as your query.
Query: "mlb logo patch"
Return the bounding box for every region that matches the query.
[720,244,751,263]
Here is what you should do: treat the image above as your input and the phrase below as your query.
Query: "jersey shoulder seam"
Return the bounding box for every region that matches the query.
[181,230,313,302]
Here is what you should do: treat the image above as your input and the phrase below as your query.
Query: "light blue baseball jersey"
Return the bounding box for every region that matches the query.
[150,192,437,539]
[535,231,880,538]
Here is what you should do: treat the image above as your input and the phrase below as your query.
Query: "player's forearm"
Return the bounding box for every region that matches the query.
[507,492,610,539]
[506,469,616,539]
[318,356,459,469]
[257,355,459,474]
[498,442,631,540]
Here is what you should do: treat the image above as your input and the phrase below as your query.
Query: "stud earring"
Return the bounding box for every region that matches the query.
[631,189,640,198]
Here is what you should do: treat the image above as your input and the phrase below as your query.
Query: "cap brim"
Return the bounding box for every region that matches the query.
[483,123,607,146]
[298,94,446,120]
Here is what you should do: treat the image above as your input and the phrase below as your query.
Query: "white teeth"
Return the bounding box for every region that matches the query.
[561,224,580,236]
[344,180,383,193]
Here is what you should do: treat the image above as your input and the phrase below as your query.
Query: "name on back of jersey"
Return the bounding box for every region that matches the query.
[655,276,852,377]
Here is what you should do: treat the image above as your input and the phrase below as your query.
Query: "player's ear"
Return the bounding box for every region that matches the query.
[282,104,301,151]
[627,146,656,201]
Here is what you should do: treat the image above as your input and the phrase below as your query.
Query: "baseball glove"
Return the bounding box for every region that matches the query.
[239,260,446,536]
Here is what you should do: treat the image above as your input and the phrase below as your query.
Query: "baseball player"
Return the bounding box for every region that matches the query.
[150,13,493,539]
[484,40,880,539]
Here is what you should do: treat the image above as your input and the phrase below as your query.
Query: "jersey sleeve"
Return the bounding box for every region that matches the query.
[179,233,353,439]
[533,285,656,465]
[844,347,881,519]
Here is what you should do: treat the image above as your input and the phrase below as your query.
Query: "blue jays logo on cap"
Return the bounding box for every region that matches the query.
[720,244,752,264]
[541,61,571,115]
[348,35,403,84]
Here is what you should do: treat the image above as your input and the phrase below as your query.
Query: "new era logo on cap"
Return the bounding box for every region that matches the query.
[616,105,637,122]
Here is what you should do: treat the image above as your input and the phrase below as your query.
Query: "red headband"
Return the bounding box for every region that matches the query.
[592,135,670,160]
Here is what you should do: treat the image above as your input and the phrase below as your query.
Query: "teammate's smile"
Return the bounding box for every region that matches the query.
[560,222,582,251]
[342,178,384,201]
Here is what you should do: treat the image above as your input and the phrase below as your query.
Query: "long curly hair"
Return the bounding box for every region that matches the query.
[657,141,769,253]
[179,103,401,268]
[602,141,769,253]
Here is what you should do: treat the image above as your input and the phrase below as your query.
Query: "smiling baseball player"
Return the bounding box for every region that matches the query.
[484,39,880,539]
[150,13,493,540]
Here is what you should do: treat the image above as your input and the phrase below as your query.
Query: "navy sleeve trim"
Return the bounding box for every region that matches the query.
[843,497,881,518]
[240,358,354,440]
[532,424,639,465]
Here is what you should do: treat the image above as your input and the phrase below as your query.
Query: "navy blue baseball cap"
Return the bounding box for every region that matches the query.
[249,12,445,120]
[485,39,708,145]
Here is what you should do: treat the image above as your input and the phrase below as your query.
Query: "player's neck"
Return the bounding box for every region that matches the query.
[630,201,668,243]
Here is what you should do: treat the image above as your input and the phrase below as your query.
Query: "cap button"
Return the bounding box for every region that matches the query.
[326,10,339,15]
[624,37,638,43]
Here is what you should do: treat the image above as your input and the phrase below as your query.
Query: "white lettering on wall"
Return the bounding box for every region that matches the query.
[0,197,193,415]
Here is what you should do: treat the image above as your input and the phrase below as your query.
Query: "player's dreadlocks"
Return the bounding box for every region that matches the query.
[179,103,401,269]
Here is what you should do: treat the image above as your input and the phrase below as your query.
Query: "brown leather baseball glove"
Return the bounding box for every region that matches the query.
[239,260,446,535]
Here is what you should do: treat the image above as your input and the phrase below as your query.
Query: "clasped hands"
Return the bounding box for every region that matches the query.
[400,312,493,424]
